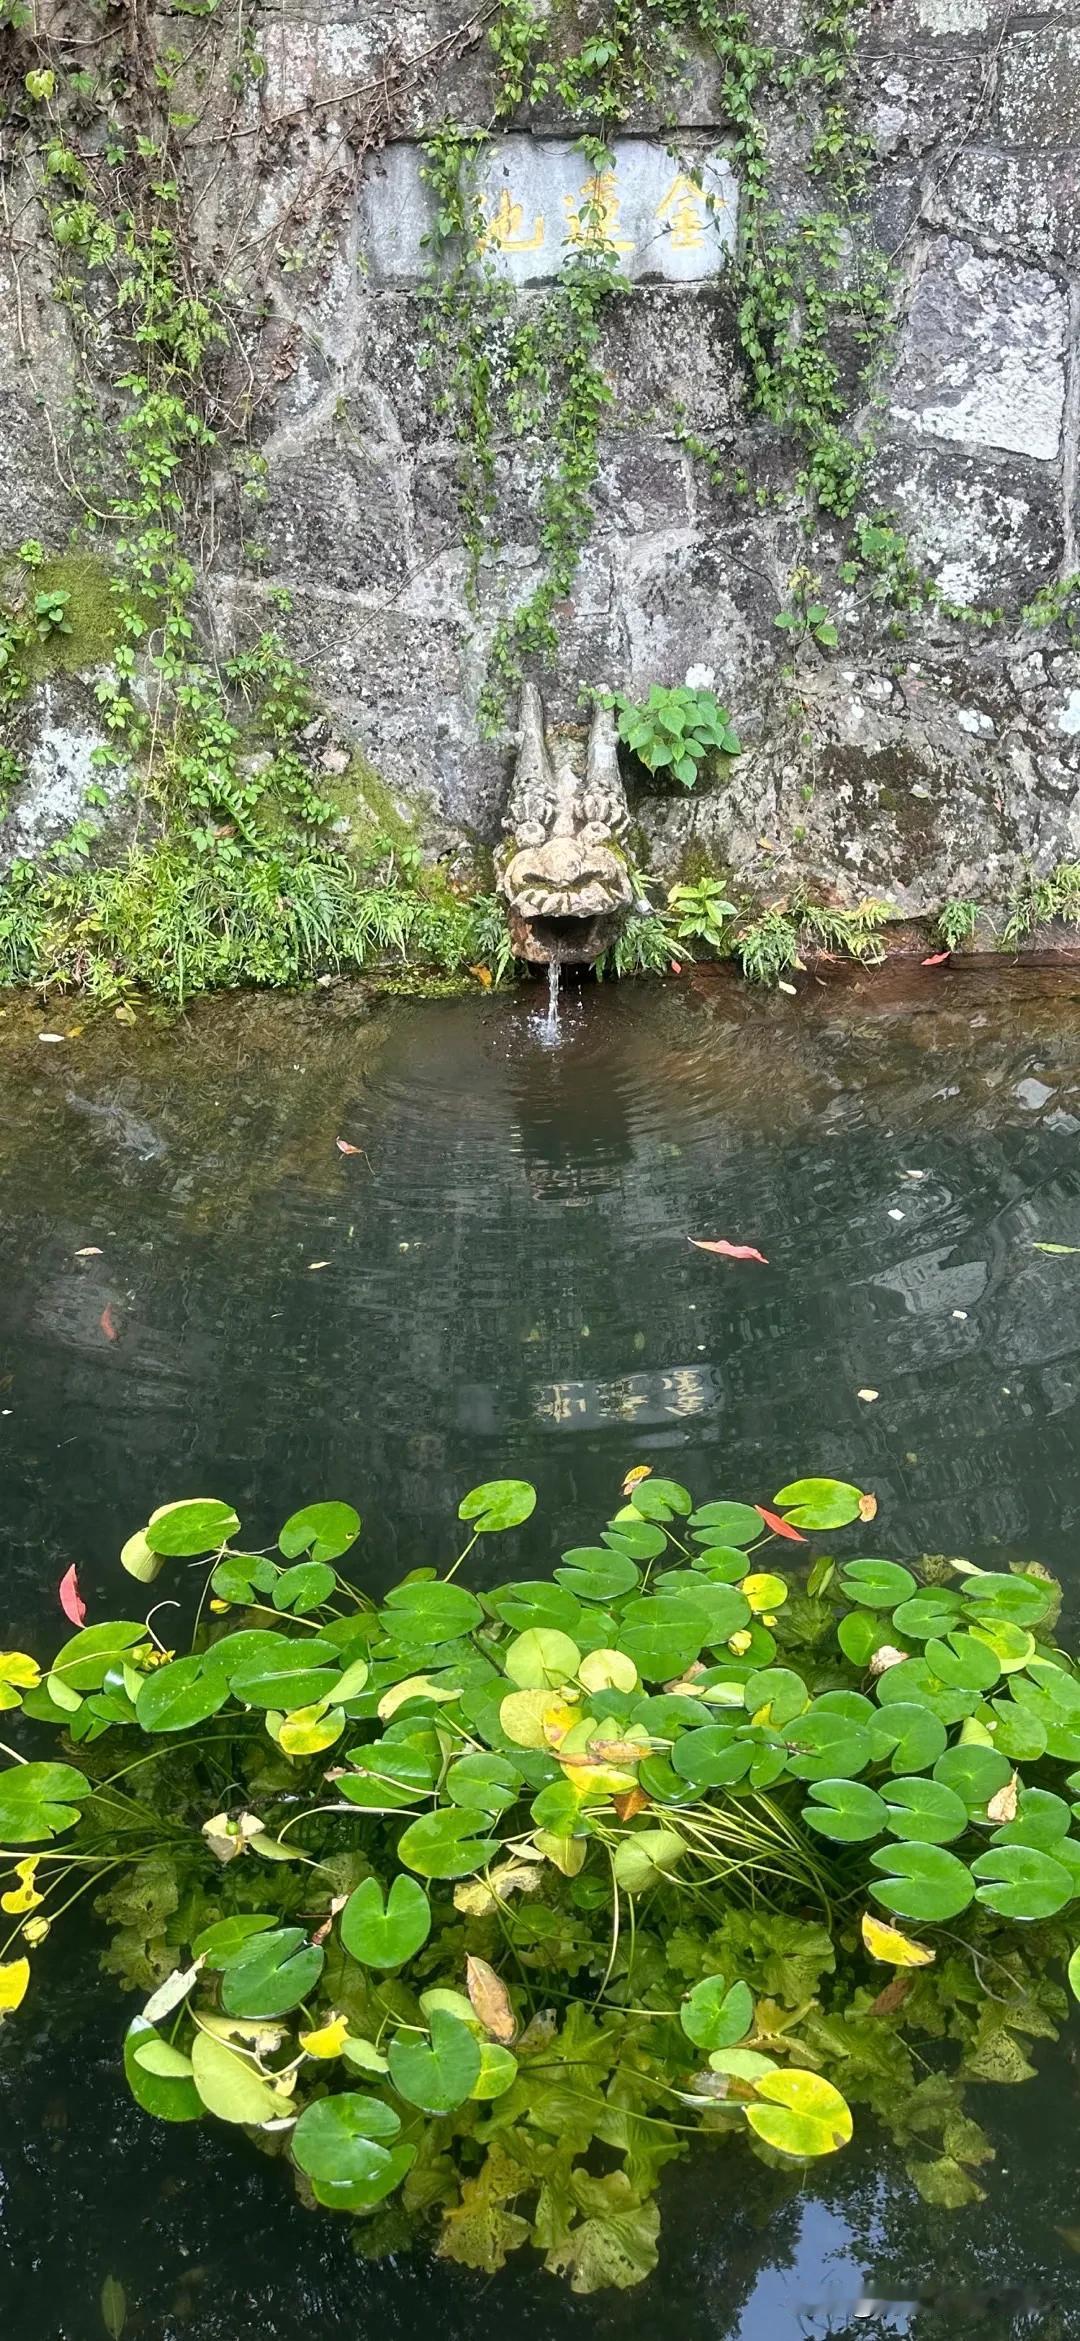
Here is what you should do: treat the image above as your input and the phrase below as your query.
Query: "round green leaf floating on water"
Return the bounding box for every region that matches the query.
[744,1667,808,1728]
[838,1560,918,1609]
[971,1844,1075,1920]
[341,1739,439,1809]
[875,1659,978,1727]
[837,1610,897,1669]
[619,1602,708,1683]
[868,1702,948,1774]
[291,2091,401,2185]
[192,1913,277,1968]
[783,1710,872,1784]
[503,1628,581,1690]
[960,1573,1054,1629]
[457,1480,536,1534]
[773,1478,863,1530]
[397,1808,500,1879]
[135,1656,230,1734]
[124,2015,201,2124]
[381,1581,484,1646]
[1068,1944,1080,2002]
[388,2009,482,2113]
[603,1520,667,1561]
[932,1742,1012,1807]
[923,1632,1001,1695]
[882,1776,969,1845]
[690,1545,751,1585]
[803,1779,888,1844]
[689,1502,763,1549]
[272,1561,337,1615]
[891,1589,963,1642]
[869,1841,975,1922]
[445,1752,523,1816]
[219,1925,325,2018]
[671,1725,752,1789]
[340,1875,432,1969]
[680,1973,753,2052]
[991,1701,1048,1762]
[490,1580,584,1637]
[471,2042,519,2100]
[745,2070,853,2159]
[278,1501,360,1565]
[992,1789,1071,1848]
[628,1478,693,1522]
[145,1499,241,1558]
[555,1549,640,1603]
[611,1827,687,1889]
[0,1760,89,1844]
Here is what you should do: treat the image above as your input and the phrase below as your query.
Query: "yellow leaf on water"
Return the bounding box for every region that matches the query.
[858,1491,879,1522]
[0,1653,41,1690]
[466,1955,517,2045]
[299,2014,349,2060]
[0,1957,31,2013]
[1,1858,42,1915]
[467,963,493,987]
[279,1702,345,1757]
[741,1574,788,1616]
[861,1911,936,1968]
[621,1464,652,1495]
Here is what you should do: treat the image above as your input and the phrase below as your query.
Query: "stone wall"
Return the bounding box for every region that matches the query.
[4,0,1080,919]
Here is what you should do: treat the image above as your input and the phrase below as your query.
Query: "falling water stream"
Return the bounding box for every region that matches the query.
[3,966,1080,2339]
[543,955,561,1039]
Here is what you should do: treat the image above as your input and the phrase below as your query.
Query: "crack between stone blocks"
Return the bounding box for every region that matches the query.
[1061,284,1080,577]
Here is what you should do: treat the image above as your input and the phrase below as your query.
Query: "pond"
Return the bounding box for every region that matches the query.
[3,964,1080,2340]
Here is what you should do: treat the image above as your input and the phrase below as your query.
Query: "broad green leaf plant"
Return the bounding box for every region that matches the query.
[2,1473,1079,2283]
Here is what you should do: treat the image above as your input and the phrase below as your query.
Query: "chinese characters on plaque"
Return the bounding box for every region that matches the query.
[361,138,738,286]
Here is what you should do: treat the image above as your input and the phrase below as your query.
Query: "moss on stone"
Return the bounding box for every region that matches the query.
[19,551,121,681]
[335,750,421,858]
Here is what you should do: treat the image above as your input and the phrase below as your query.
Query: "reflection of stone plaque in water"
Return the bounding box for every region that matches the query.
[360,136,738,288]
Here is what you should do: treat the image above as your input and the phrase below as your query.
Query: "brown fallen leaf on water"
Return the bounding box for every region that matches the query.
[100,1305,118,1342]
[869,1644,907,1676]
[689,1238,769,1264]
[613,1786,650,1822]
[622,1464,652,1495]
[858,1492,878,1523]
[75,1247,103,1258]
[336,1138,363,1156]
[987,1771,1019,1825]
[465,1954,516,2044]
[869,1972,916,2019]
[311,1895,348,1946]
[468,964,493,987]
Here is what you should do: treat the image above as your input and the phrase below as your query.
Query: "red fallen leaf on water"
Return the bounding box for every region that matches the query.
[59,1565,86,1625]
[921,950,951,967]
[689,1238,769,1264]
[99,1305,118,1342]
[754,1505,809,1544]
[336,1138,362,1156]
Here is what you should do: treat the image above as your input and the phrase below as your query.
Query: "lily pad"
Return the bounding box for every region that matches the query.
[381,1581,484,1646]
[783,1709,872,1783]
[745,2069,853,2157]
[932,1743,1012,1807]
[219,1925,325,2017]
[680,1973,753,2051]
[278,1502,360,1565]
[882,1776,969,1845]
[340,1875,432,1968]
[291,2092,402,2186]
[838,1560,918,1609]
[145,1499,240,1557]
[970,1844,1075,1920]
[503,1628,582,1690]
[0,1760,90,1843]
[458,1480,536,1533]
[773,1478,863,1530]
[868,1703,948,1774]
[388,2009,481,2112]
[803,1779,888,1843]
[397,1808,500,1879]
[869,1842,975,1922]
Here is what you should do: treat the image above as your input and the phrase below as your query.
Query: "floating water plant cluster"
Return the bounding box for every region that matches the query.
[1,1474,1077,2290]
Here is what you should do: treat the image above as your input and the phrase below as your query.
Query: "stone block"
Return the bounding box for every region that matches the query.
[359,137,738,288]
[866,440,1063,609]
[996,29,1080,147]
[220,582,504,830]
[600,285,742,435]
[857,55,983,158]
[232,433,412,593]
[890,239,1067,463]
[929,147,1080,271]
[614,530,771,712]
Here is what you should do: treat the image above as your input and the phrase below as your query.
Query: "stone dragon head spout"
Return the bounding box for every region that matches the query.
[497,684,634,964]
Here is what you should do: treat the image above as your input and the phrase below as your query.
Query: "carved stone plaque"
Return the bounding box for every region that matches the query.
[360,136,738,287]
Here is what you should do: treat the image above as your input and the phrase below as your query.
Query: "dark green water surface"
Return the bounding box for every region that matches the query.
[3,965,1080,2339]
